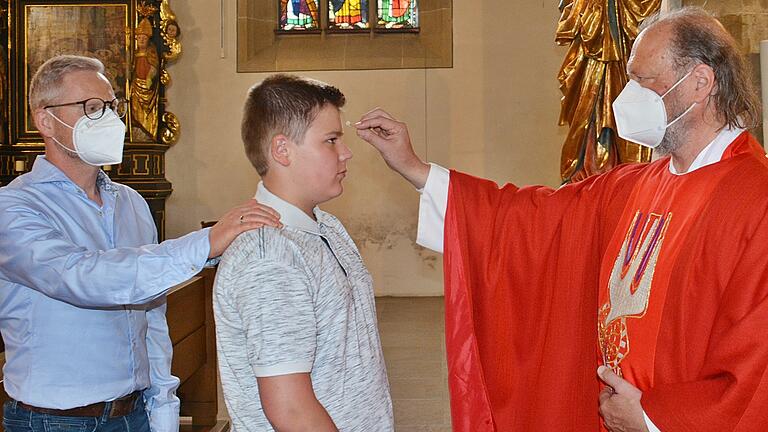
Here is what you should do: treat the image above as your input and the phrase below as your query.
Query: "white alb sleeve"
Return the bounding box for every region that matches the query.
[416,163,450,253]
[643,409,661,432]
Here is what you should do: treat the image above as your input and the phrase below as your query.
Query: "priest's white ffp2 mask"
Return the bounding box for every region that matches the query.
[612,70,696,149]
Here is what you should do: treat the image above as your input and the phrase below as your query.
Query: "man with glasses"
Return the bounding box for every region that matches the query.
[44,96,129,121]
[0,55,280,431]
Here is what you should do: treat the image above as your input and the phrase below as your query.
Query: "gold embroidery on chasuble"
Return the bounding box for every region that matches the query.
[598,211,671,376]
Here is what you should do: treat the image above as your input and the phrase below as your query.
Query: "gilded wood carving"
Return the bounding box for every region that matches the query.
[556,0,660,183]
[0,0,183,239]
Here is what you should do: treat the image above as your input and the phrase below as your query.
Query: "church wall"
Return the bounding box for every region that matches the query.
[683,0,767,144]
[689,0,768,54]
[165,1,566,296]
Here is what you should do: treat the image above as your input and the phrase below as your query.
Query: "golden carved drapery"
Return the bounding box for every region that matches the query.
[556,0,660,183]
[131,17,159,138]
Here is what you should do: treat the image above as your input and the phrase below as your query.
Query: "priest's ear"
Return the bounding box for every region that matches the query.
[270,134,292,167]
[691,63,716,102]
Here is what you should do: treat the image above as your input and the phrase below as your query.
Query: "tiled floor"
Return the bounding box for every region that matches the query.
[216,296,451,431]
[377,297,451,432]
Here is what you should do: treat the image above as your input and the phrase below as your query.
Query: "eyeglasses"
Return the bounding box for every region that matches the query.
[44,97,128,120]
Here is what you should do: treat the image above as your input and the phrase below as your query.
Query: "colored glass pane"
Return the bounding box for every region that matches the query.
[279,0,319,31]
[328,0,369,30]
[377,0,418,29]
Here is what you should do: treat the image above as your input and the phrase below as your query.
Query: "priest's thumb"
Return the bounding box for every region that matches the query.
[597,365,641,397]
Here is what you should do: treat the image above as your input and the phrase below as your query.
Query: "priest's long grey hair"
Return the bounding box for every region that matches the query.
[641,6,761,130]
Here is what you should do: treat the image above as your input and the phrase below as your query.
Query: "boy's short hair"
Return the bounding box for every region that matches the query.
[242,74,346,176]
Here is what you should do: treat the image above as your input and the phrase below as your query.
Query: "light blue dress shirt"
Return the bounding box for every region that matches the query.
[0,156,211,432]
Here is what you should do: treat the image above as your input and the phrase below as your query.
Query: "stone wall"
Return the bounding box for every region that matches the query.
[684,0,767,144]
[696,0,768,54]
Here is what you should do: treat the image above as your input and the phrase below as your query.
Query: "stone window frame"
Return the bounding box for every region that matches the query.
[237,0,452,72]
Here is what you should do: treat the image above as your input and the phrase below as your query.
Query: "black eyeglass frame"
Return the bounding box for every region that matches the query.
[44,97,128,120]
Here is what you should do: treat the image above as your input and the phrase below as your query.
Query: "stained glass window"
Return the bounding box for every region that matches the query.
[279,0,319,31]
[377,0,418,30]
[328,0,369,30]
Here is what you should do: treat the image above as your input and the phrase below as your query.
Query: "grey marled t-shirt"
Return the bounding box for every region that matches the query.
[213,183,393,431]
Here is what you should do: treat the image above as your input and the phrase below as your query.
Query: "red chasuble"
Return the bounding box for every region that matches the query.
[443,132,768,431]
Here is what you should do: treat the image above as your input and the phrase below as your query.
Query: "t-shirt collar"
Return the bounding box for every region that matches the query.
[255,182,320,235]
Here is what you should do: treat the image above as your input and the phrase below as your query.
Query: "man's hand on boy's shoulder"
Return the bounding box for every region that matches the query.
[207,199,282,258]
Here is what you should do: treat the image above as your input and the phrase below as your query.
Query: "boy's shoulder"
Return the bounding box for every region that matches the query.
[215,226,316,296]
[220,225,300,266]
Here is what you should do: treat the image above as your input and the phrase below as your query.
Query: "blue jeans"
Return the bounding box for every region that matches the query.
[2,397,150,432]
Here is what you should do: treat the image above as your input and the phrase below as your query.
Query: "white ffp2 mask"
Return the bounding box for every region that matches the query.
[612,71,696,149]
[47,109,126,166]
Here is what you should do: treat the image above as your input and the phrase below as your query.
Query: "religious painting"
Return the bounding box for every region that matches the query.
[376,0,418,30]
[9,0,182,146]
[20,3,130,137]
[0,3,8,145]
[328,0,369,30]
[279,0,319,31]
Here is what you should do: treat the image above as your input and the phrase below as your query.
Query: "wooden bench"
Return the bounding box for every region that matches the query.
[0,267,227,431]
[168,267,229,432]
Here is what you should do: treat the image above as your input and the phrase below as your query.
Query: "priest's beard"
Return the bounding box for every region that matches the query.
[656,97,694,157]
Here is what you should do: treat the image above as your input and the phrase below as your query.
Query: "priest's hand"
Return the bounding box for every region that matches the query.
[355,108,430,189]
[597,366,650,432]
[208,199,282,258]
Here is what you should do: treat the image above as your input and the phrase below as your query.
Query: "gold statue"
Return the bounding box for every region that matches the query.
[130,17,160,139]
[556,0,660,183]
[161,19,181,62]
[160,0,181,62]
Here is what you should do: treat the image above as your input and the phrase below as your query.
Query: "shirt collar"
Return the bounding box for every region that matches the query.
[96,171,119,194]
[26,155,73,184]
[668,126,746,175]
[26,155,118,195]
[255,182,320,235]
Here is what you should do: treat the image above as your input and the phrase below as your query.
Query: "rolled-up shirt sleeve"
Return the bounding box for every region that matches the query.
[417,163,450,253]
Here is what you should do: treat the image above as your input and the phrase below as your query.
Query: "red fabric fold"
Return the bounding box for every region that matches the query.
[443,166,642,431]
[442,132,768,431]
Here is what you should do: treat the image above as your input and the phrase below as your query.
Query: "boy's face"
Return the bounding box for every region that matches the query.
[289,104,352,205]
